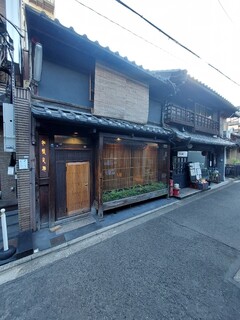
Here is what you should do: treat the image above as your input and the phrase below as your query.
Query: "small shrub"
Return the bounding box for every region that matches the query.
[103,182,167,202]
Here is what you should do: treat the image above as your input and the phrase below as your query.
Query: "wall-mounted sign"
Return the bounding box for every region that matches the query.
[177,151,188,157]
[19,159,28,170]
[39,136,49,178]
[8,166,15,175]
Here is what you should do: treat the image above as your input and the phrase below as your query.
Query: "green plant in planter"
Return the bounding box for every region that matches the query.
[103,182,167,202]
[232,159,240,165]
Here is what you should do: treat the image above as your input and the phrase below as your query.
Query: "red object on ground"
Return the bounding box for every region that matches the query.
[173,188,180,196]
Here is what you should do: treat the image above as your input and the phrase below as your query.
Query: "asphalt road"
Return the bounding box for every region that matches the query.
[1,181,240,320]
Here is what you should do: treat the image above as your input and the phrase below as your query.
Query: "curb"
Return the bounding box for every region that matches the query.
[0,178,236,285]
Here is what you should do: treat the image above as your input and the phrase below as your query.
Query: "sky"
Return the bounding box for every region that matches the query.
[55,0,240,107]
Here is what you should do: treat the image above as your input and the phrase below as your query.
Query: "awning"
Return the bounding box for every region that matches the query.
[31,103,172,139]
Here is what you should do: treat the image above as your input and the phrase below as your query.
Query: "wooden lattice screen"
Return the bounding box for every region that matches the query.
[102,142,160,192]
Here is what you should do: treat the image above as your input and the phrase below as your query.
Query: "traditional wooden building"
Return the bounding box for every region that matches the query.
[2,3,237,239]
[153,70,236,188]
[21,5,174,230]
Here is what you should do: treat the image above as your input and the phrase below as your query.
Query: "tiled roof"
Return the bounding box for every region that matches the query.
[31,103,172,138]
[171,127,236,147]
[152,69,236,109]
[25,5,170,88]
[31,103,237,146]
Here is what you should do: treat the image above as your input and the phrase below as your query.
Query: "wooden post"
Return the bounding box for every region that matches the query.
[97,133,104,218]
[49,135,56,227]
[29,117,38,231]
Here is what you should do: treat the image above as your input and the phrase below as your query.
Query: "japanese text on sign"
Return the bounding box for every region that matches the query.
[39,136,49,177]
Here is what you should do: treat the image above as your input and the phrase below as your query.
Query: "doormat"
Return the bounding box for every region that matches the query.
[50,234,66,247]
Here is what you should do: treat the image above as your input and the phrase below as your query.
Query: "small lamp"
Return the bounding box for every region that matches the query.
[33,42,43,82]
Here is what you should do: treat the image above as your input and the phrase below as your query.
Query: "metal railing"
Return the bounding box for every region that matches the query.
[225,164,240,177]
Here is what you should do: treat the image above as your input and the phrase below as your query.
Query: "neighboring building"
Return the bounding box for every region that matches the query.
[24,0,55,17]
[153,70,236,187]
[226,117,240,134]
[0,0,22,203]
[224,111,240,165]
[226,132,240,165]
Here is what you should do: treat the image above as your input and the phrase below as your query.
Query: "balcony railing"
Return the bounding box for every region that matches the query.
[164,104,219,135]
[164,104,194,127]
[194,113,219,135]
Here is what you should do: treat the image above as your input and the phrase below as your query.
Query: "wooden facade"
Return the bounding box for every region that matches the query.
[164,104,219,135]
[35,125,170,227]
[96,134,169,216]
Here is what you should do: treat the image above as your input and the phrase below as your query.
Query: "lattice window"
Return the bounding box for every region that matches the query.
[102,141,159,192]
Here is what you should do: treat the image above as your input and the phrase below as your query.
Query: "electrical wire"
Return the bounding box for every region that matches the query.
[0,13,24,38]
[73,0,181,63]
[217,0,235,25]
[114,0,240,87]
[73,0,197,70]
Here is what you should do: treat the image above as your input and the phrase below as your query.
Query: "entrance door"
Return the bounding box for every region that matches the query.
[66,162,90,215]
[172,155,189,188]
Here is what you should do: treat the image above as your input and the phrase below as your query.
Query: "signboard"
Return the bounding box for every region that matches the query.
[39,136,49,178]
[177,151,188,157]
[19,159,28,170]
[189,162,202,181]
[3,103,15,152]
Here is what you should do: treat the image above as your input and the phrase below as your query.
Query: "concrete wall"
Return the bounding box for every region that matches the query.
[94,63,149,124]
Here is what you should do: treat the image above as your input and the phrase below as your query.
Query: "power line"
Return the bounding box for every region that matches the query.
[115,0,240,87]
[0,13,24,38]
[217,0,235,25]
[116,0,201,59]
[71,0,240,88]
[73,0,186,66]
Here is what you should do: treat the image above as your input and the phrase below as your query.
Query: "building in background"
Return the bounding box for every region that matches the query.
[226,116,240,134]
[24,0,55,17]
[225,116,240,165]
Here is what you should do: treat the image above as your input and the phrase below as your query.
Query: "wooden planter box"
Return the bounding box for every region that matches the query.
[102,188,169,211]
